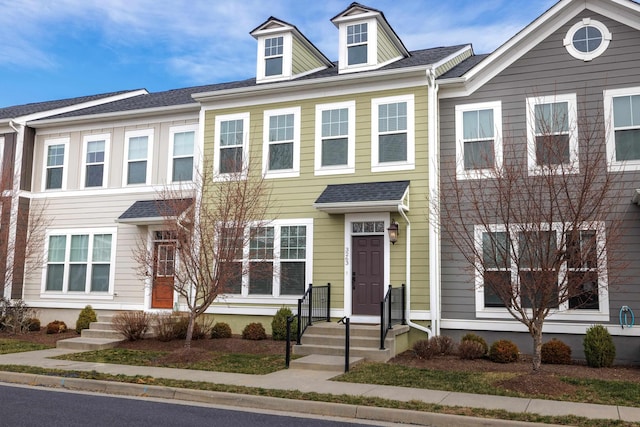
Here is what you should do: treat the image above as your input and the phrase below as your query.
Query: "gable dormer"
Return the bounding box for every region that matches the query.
[331,2,409,74]
[251,17,333,84]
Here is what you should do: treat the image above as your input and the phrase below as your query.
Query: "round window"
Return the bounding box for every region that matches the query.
[564,19,611,61]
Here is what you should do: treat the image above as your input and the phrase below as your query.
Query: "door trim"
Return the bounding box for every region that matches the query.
[343,212,391,322]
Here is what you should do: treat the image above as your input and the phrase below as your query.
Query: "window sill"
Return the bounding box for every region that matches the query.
[314,167,355,176]
[476,308,609,322]
[40,293,114,300]
[264,170,300,179]
[372,162,414,173]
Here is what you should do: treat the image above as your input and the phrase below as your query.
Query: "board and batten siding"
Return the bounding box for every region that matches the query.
[438,9,640,325]
[204,85,431,313]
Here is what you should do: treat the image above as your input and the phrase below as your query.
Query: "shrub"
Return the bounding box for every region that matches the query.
[584,324,616,368]
[461,333,488,355]
[27,318,41,332]
[242,322,267,340]
[155,313,178,342]
[211,322,232,339]
[75,305,97,334]
[271,307,297,341]
[489,339,519,363]
[173,315,205,340]
[458,340,486,360]
[413,338,439,359]
[46,320,68,334]
[541,339,572,365]
[0,298,36,334]
[112,311,151,341]
[433,335,456,356]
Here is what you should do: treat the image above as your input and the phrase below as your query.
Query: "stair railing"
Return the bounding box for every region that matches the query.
[338,316,350,372]
[380,283,407,350]
[296,282,331,345]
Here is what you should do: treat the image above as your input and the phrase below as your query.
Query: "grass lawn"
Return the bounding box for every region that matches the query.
[0,339,50,355]
[55,348,286,375]
[335,362,640,408]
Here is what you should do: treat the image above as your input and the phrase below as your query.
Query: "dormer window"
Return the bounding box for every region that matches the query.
[347,23,368,65]
[265,36,284,76]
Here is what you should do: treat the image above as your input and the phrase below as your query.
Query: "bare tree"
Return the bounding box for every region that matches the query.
[135,160,272,348]
[440,95,624,371]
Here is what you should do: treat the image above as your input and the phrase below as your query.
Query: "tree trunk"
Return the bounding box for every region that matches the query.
[531,324,543,372]
[183,312,196,349]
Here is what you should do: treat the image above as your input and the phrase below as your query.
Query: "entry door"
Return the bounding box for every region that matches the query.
[152,241,175,309]
[352,235,384,315]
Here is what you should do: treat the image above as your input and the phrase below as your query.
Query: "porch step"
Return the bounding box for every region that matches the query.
[80,329,124,340]
[292,322,410,363]
[56,337,122,351]
[289,354,365,371]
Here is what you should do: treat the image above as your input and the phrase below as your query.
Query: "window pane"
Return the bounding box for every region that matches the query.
[348,45,367,65]
[568,271,599,309]
[220,120,243,147]
[519,271,559,309]
[250,227,274,259]
[269,114,294,142]
[280,226,306,259]
[173,157,193,181]
[379,102,407,133]
[535,134,570,165]
[265,36,283,56]
[47,144,65,167]
[46,265,64,291]
[128,161,147,184]
[220,261,242,294]
[46,168,63,189]
[91,265,110,292]
[379,133,407,162]
[482,232,509,268]
[484,272,510,307]
[535,102,568,134]
[269,142,293,170]
[614,129,640,161]
[69,264,87,292]
[519,231,556,269]
[48,236,66,262]
[463,111,479,140]
[321,138,348,166]
[220,147,243,173]
[85,164,104,187]
[128,136,148,160]
[265,57,283,76]
[93,234,112,262]
[70,235,89,262]
[173,131,194,156]
[280,262,305,295]
[86,140,105,163]
[464,140,494,169]
[249,262,273,295]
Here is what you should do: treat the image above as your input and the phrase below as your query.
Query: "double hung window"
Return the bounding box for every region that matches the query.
[372,95,415,172]
[604,87,640,171]
[214,114,249,177]
[263,107,300,178]
[124,130,152,185]
[170,125,196,182]
[265,36,284,77]
[315,101,355,174]
[44,139,68,190]
[347,23,368,65]
[455,101,502,179]
[83,134,109,188]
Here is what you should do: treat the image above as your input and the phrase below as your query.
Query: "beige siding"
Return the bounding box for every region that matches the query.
[377,22,400,64]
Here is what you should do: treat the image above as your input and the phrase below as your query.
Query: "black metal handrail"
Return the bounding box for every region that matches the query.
[296,283,330,345]
[285,314,297,368]
[338,316,350,372]
[380,284,406,350]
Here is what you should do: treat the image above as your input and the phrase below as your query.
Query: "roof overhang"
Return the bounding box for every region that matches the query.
[313,181,410,214]
[633,189,640,206]
[117,198,193,225]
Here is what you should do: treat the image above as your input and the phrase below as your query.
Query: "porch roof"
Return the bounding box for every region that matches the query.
[313,180,409,214]
[117,198,193,225]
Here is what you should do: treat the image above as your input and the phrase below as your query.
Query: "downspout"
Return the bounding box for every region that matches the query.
[427,66,442,336]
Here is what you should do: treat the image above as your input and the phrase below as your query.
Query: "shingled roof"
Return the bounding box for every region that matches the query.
[117,198,193,225]
[438,54,489,79]
[314,181,409,214]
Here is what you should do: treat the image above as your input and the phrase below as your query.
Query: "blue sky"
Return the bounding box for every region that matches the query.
[0,0,557,108]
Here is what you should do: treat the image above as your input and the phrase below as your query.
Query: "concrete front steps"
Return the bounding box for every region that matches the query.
[290,322,410,371]
[56,315,125,351]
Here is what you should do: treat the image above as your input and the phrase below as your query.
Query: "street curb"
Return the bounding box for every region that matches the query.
[0,372,562,427]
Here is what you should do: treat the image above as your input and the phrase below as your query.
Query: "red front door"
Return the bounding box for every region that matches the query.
[152,241,175,309]
[352,235,384,315]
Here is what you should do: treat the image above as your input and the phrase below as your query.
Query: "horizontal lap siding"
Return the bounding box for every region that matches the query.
[439,10,640,325]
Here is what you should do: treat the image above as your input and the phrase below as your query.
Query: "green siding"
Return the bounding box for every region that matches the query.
[204,86,431,313]
[292,37,326,76]
[377,22,400,63]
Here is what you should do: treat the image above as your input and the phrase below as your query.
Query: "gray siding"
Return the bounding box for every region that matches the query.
[439,10,640,339]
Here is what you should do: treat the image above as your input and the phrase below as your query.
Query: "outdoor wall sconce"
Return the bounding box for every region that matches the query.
[388,220,399,245]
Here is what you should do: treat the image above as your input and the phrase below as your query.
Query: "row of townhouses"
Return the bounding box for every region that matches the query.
[1,0,639,363]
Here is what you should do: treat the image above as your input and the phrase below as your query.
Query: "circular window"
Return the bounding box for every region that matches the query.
[564,19,611,61]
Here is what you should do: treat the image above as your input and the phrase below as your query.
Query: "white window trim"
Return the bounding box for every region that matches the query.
[455,101,503,180]
[81,133,110,189]
[168,124,199,184]
[563,18,611,62]
[603,86,640,172]
[314,101,356,176]
[42,137,69,191]
[256,33,292,83]
[41,227,117,297]
[262,106,301,179]
[219,218,313,302]
[474,222,609,321]
[123,129,154,186]
[338,18,378,73]
[213,113,250,180]
[371,94,415,172]
[526,93,579,175]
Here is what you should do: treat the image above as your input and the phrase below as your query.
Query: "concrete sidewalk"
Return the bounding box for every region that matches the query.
[0,348,638,426]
